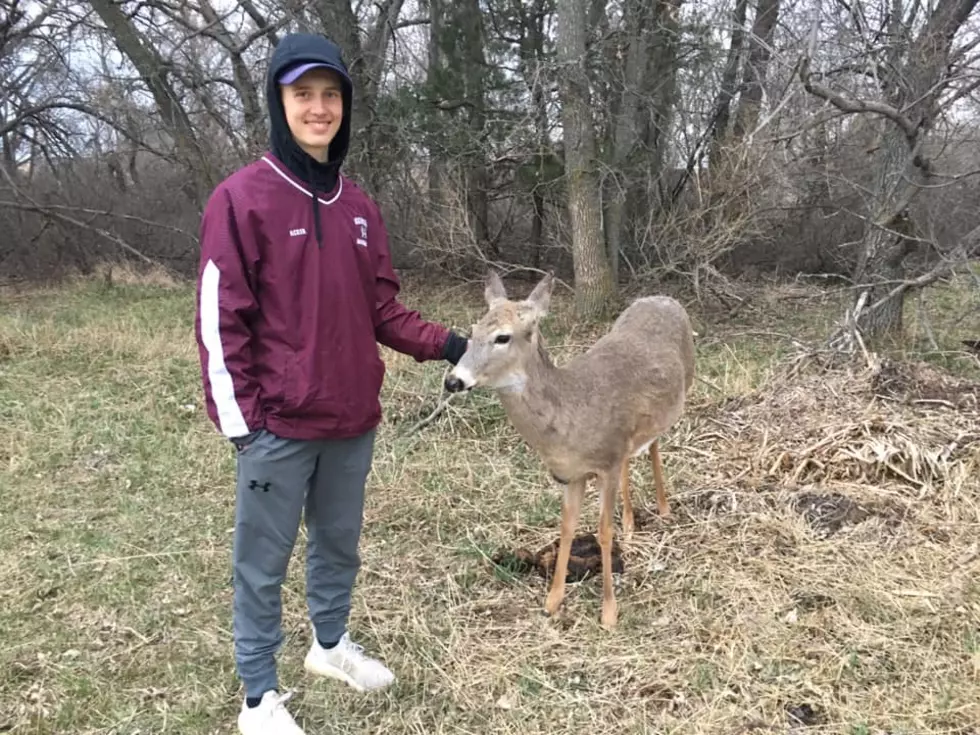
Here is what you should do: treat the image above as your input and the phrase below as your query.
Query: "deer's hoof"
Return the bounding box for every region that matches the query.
[601,601,618,630]
[544,590,564,616]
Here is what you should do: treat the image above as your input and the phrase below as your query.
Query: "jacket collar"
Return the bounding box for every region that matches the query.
[261,153,343,206]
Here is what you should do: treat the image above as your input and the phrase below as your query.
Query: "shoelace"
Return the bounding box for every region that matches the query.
[269,689,296,711]
[341,636,367,661]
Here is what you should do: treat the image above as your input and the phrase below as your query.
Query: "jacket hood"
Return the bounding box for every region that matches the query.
[266,32,353,193]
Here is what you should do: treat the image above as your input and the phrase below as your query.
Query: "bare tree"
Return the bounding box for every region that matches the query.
[800,0,980,342]
[87,0,217,203]
[425,0,489,255]
[308,0,412,191]
[708,0,748,170]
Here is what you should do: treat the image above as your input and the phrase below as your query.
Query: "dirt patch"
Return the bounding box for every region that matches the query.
[683,488,739,517]
[871,356,980,409]
[492,532,624,582]
[785,702,825,727]
[789,590,836,611]
[791,490,896,537]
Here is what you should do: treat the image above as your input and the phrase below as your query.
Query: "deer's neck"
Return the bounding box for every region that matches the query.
[494,336,571,463]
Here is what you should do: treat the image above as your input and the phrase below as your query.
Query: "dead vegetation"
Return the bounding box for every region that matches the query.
[692,355,980,494]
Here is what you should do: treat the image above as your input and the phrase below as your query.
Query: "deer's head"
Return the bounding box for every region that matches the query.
[444,270,553,393]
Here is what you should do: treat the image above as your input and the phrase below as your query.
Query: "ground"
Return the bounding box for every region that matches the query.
[0,267,978,734]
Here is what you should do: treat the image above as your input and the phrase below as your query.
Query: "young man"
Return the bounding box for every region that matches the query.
[193,32,468,735]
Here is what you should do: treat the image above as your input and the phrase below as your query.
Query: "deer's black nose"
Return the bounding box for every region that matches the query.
[445,375,465,393]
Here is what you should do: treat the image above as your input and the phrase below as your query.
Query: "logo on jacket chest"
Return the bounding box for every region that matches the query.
[282,218,367,246]
[353,216,368,247]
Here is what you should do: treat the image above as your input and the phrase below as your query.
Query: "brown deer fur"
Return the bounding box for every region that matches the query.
[445,271,696,629]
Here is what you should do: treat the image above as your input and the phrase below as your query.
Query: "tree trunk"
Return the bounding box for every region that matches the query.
[426,0,489,258]
[732,0,780,139]
[851,121,923,339]
[707,0,747,171]
[516,0,551,262]
[643,0,682,213]
[604,0,649,285]
[427,0,448,209]
[557,0,614,317]
[459,0,489,250]
[313,0,406,193]
[853,211,916,339]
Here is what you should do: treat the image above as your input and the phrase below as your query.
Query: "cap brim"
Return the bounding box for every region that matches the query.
[277,61,347,86]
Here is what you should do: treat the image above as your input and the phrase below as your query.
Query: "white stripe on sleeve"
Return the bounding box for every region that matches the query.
[200,258,251,438]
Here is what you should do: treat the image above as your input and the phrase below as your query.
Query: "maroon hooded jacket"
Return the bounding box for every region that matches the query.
[194,151,461,441]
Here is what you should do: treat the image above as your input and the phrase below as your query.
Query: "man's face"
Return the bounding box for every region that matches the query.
[280,68,344,162]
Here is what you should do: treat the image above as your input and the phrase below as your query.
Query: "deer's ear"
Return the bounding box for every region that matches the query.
[485,271,507,306]
[525,270,553,316]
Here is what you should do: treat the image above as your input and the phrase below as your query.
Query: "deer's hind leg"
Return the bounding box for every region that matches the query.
[544,478,586,618]
[598,467,619,629]
[650,439,671,518]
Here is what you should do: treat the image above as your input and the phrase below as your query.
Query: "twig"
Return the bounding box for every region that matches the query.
[696,375,724,394]
[406,391,460,434]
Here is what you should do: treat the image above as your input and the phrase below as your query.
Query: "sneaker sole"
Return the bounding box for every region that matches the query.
[238,714,304,735]
[303,655,394,693]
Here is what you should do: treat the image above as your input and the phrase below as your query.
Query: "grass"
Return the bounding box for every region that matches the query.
[1,266,979,734]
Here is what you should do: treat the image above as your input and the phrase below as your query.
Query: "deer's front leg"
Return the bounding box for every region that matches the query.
[545,478,585,617]
[620,458,634,539]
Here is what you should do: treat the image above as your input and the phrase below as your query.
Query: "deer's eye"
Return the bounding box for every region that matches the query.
[494,334,511,345]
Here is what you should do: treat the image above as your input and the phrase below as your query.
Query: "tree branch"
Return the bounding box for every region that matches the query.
[395,16,429,29]
[0,101,99,139]
[799,64,919,140]
[798,19,919,140]
[0,201,196,242]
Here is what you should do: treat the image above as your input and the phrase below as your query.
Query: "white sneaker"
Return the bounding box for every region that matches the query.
[237,690,305,735]
[303,631,396,692]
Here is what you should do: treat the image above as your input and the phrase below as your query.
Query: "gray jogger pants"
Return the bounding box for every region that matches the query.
[231,427,376,698]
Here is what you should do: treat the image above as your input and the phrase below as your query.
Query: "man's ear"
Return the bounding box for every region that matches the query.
[485,270,508,307]
[525,270,553,317]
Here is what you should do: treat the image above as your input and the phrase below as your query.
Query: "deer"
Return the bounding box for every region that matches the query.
[444,271,696,629]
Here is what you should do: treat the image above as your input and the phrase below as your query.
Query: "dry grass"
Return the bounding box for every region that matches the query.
[0,271,978,734]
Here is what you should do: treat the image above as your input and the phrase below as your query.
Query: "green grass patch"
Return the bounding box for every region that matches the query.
[1,272,977,734]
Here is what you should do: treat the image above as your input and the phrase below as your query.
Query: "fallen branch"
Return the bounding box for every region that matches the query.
[860,241,977,320]
[824,240,978,358]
